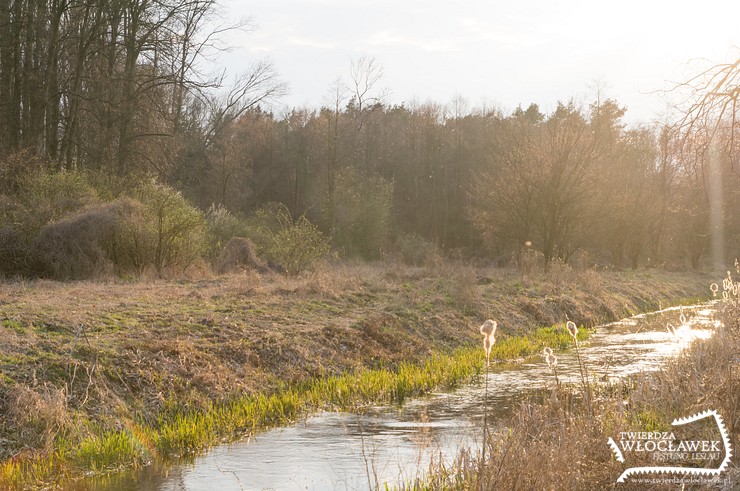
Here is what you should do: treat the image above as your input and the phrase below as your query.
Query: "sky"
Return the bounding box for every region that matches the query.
[217,0,739,125]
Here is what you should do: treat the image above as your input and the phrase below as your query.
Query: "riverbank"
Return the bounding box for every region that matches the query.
[416,277,739,490]
[0,262,710,487]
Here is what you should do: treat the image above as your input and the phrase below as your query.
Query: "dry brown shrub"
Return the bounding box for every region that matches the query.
[35,199,142,279]
[214,237,269,274]
[0,225,40,276]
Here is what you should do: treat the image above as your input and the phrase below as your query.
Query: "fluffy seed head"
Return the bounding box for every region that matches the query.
[566,321,578,339]
[480,319,497,363]
[480,319,497,337]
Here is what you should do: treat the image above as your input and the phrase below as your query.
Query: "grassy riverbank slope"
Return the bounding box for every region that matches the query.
[0,262,710,486]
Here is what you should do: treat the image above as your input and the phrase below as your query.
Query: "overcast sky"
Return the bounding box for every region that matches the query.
[218,0,739,125]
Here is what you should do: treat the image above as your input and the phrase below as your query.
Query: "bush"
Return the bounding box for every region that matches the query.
[130,181,207,277]
[0,225,40,276]
[111,199,154,276]
[35,199,141,279]
[18,169,99,234]
[246,203,331,274]
[243,202,288,252]
[270,215,332,274]
[2,178,209,279]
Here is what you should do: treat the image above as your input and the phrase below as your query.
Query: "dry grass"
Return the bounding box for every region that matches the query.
[214,237,268,274]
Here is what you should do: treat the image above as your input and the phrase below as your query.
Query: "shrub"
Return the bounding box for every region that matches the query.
[0,225,40,276]
[269,215,332,274]
[244,202,288,252]
[18,169,99,234]
[131,181,207,277]
[35,199,141,279]
[83,170,137,201]
[111,199,154,276]
[246,203,331,274]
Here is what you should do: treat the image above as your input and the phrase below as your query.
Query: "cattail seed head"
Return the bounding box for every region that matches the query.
[480,319,497,364]
[542,347,557,371]
[548,354,558,370]
[566,320,578,339]
[480,319,496,337]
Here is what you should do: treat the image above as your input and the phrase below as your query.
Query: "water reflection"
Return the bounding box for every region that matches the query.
[70,303,718,491]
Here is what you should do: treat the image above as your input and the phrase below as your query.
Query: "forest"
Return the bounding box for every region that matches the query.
[1,0,739,280]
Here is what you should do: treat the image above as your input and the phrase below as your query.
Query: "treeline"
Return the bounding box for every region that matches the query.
[1,0,738,278]
[166,98,740,270]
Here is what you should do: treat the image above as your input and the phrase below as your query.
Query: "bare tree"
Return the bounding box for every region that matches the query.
[674,52,740,173]
[203,61,287,147]
[348,55,386,124]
